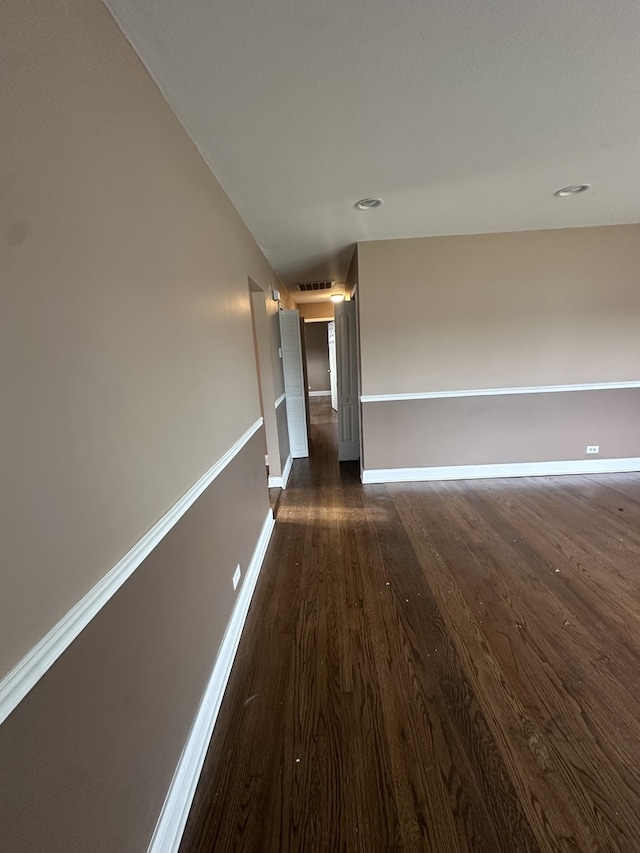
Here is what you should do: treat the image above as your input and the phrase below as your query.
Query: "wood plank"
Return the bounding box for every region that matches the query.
[180,400,640,853]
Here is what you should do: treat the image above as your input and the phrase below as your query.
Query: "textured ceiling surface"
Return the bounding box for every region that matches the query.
[104,0,640,290]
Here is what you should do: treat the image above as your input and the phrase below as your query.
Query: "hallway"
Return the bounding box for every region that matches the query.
[180,399,640,852]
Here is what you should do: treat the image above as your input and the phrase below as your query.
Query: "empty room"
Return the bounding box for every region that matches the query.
[2,0,640,851]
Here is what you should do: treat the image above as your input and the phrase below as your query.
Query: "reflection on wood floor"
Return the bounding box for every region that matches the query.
[181,398,640,853]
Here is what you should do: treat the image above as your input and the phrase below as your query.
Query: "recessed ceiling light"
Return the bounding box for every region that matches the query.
[330,293,345,303]
[355,197,383,210]
[554,184,591,197]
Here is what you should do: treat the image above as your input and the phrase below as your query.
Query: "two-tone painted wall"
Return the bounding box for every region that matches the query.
[0,0,281,849]
[357,227,640,482]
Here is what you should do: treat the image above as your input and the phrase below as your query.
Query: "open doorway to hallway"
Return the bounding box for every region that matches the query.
[302,301,361,463]
[302,320,333,410]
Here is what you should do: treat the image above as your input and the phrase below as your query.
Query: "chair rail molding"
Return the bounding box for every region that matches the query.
[0,418,265,725]
[360,380,640,403]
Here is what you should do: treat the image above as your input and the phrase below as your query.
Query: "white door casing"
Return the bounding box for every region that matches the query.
[328,320,337,411]
[279,309,309,458]
[335,301,360,461]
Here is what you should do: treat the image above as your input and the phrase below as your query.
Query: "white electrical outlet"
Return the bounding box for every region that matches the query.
[586,445,600,454]
[232,565,241,590]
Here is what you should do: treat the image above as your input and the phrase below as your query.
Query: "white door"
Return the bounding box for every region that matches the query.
[334,301,360,461]
[279,309,309,458]
[328,320,338,411]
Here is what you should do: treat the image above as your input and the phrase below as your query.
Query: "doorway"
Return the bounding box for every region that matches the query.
[301,302,361,462]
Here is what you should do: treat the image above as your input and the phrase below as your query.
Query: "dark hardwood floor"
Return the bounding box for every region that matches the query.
[180,399,640,852]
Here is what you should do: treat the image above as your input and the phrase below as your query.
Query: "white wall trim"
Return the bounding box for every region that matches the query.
[274,392,286,408]
[0,418,264,726]
[147,508,275,853]
[360,380,640,403]
[361,457,640,484]
[268,453,293,489]
[282,452,293,487]
[309,390,331,397]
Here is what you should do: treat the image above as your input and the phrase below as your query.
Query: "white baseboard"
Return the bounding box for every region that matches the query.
[147,508,275,853]
[268,453,293,489]
[361,457,640,484]
[309,390,331,397]
[0,418,264,726]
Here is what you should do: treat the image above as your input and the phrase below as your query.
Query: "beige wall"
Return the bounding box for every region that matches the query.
[269,304,286,401]
[276,399,291,472]
[345,246,359,298]
[363,389,640,470]
[297,300,334,322]
[269,306,291,470]
[304,322,331,392]
[251,294,290,476]
[1,0,274,676]
[358,227,640,472]
[251,289,286,477]
[1,0,277,848]
[359,226,640,396]
[0,431,268,853]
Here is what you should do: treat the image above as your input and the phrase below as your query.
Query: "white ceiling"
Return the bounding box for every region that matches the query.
[104,0,640,296]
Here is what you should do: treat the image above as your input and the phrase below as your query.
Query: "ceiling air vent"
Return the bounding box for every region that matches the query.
[296,280,335,292]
